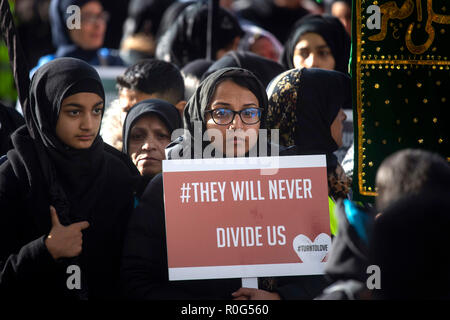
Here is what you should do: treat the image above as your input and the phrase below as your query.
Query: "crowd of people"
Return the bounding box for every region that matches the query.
[0,0,449,301]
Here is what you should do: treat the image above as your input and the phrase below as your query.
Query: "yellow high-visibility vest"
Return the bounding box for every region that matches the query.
[329,196,338,236]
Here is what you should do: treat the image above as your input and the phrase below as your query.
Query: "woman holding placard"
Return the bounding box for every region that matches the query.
[121,67,328,300]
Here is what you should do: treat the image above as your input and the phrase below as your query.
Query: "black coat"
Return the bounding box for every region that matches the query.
[0,127,137,300]
[0,103,24,157]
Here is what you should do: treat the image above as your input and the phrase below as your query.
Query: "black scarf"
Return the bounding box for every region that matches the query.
[166,67,268,159]
[122,98,181,155]
[10,57,106,225]
[282,14,350,74]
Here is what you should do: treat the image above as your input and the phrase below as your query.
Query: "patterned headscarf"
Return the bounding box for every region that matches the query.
[266,67,353,199]
[266,67,351,152]
[266,68,301,147]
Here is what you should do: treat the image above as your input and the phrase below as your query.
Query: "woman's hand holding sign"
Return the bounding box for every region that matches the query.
[232,288,281,300]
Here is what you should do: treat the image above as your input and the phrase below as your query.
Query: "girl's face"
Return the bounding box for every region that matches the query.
[205,80,261,157]
[293,32,336,70]
[69,1,107,50]
[330,108,347,148]
[56,92,104,149]
[127,114,171,176]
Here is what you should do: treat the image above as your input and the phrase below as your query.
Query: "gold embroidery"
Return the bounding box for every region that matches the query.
[360,59,450,66]
[356,0,448,197]
[368,0,414,41]
[367,0,450,55]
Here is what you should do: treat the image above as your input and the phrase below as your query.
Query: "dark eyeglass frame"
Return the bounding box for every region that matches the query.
[205,107,263,125]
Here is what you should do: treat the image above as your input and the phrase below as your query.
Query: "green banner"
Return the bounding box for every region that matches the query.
[351,0,449,202]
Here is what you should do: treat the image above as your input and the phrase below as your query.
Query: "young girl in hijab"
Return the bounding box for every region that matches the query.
[32,0,123,75]
[282,14,350,74]
[122,98,181,178]
[0,57,138,299]
[266,67,352,235]
[121,67,328,300]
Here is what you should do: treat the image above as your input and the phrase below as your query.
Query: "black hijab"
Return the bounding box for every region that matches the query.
[10,57,106,225]
[202,51,286,89]
[49,0,100,61]
[266,67,351,156]
[166,67,268,159]
[185,67,268,134]
[282,14,350,74]
[155,2,244,68]
[122,98,182,155]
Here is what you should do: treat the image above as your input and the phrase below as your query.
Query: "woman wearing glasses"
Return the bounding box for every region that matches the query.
[192,67,268,158]
[166,67,280,160]
[121,68,328,300]
[31,0,123,75]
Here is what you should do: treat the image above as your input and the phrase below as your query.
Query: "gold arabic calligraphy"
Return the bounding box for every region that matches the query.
[368,0,450,54]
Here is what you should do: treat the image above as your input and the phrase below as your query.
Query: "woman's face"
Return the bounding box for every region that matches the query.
[205,80,261,157]
[56,92,104,149]
[293,32,336,70]
[69,1,107,50]
[128,114,171,176]
[330,108,347,148]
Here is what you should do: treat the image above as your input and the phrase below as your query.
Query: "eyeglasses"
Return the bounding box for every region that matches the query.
[81,12,109,24]
[205,107,263,125]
